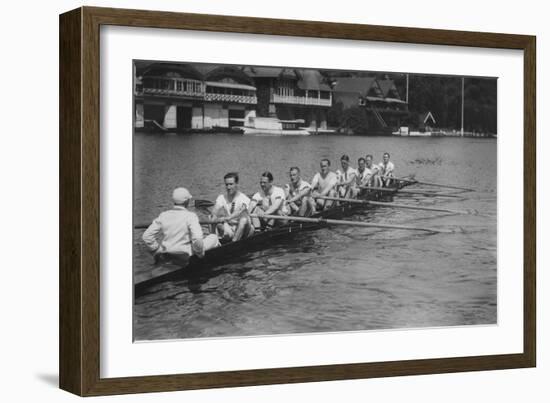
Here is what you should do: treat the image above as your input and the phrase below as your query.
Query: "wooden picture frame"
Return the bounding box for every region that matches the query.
[59,6,536,396]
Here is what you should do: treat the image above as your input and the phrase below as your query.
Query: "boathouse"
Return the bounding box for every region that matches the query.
[195,64,258,129]
[331,76,408,135]
[134,62,205,131]
[241,67,332,131]
[134,62,257,132]
[374,78,409,130]
[331,76,380,107]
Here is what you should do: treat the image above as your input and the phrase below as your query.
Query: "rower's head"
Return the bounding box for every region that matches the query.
[289,167,301,184]
[260,171,274,193]
[383,152,390,164]
[340,154,350,170]
[358,157,366,171]
[365,154,374,167]
[320,158,331,175]
[172,187,192,207]
[223,172,239,196]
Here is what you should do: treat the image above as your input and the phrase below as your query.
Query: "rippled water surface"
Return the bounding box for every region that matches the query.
[133,133,497,340]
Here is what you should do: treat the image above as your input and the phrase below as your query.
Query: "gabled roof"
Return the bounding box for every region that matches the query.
[296,69,331,91]
[202,65,254,85]
[138,63,204,80]
[241,66,297,79]
[192,64,219,77]
[377,79,401,99]
[332,77,377,97]
[419,111,436,124]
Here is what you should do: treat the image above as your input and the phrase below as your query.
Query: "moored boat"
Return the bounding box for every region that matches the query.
[242,117,310,136]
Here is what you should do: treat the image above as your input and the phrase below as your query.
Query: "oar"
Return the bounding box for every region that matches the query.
[315,195,474,215]
[251,214,453,234]
[361,186,464,198]
[194,199,215,208]
[380,176,475,192]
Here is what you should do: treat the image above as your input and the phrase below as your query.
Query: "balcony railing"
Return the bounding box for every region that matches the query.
[204,93,257,104]
[139,87,204,97]
[271,94,332,107]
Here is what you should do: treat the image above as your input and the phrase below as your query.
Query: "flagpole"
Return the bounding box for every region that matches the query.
[406,73,409,104]
[461,76,464,137]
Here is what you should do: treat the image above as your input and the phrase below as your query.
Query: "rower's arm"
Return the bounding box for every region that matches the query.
[320,177,338,196]
[288,187,310,203]
[211,203,221,216]
[340,172,356,186]
[310,174,319,192]
[142,218,162,253]
[264,197,283,215]
[224,205,247,221]
[248,199,259,213]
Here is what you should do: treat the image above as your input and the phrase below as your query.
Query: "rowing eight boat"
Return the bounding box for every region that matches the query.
[134,182,413,296]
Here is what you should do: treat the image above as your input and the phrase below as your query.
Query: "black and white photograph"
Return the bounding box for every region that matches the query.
[132,60,497,341]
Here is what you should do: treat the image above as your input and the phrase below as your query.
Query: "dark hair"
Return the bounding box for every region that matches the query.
[340,154,350,162]
[365,154,373,160]
[224,172,239,183]
[261,171,274,182]
[358,157,366,163]
[320,158,331,166]
[383,152,390,158]
[289,166,301,174]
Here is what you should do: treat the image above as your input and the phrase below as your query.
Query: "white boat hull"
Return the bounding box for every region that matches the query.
[242,127,311,136]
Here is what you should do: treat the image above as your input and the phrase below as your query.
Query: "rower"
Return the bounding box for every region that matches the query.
[249,171,290,230]
[356,157,367,185]
[142,187,220,263]
[284,166,313,217]
[310,158,339,210]
[364,154,381,188]
[211,172,253,242]
[378,152,395,187]
[336,154,358,198]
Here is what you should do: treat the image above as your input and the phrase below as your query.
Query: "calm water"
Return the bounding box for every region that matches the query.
[133,133,497,341]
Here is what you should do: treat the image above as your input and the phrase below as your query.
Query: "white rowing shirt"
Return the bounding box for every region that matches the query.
[378,161,395,177]
[311,171,338,193]
[356,168,369,184]
[284,180,311,199]
[336,166,358,184]
[252,186,289,215]
[214,191,250,216]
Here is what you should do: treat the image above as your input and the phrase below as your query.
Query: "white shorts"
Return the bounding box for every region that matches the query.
[203,233,220,250]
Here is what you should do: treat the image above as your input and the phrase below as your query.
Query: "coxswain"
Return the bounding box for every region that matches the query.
[211,172,253,242]
[249,171,290,230]
[336,154,358,198]
[284,166,313,216]
[142,187,220,265]
[378,152,395,187]
[310,158,339,210]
